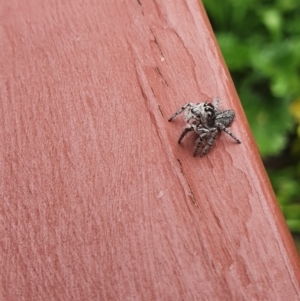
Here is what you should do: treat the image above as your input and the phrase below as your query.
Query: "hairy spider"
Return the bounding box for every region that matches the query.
[168,98,241,157]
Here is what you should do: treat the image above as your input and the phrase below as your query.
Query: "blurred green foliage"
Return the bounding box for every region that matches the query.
[202,0,300,232]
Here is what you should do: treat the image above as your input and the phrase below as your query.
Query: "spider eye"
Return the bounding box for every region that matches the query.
[191,108,201,119]
[204,103,214,112]
[205,107,215,116]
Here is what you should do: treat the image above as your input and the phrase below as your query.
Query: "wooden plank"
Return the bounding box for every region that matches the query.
[1,0,300,300]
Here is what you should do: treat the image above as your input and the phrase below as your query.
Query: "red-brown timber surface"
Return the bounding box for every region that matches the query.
[1,0,300,300]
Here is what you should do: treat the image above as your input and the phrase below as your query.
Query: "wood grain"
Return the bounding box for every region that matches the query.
[1,0,300,300]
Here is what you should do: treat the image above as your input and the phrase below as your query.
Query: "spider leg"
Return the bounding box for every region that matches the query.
[193,130,210,157]
[168,103,193,122]
[193,137,205,157]
[213,97,220,111]
[200,129,218,157]
[193,125,209,157]
[178,126,194,144]
[218,124,241,143]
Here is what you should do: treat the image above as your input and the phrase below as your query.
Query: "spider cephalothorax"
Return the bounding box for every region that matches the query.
[168,98,241,157]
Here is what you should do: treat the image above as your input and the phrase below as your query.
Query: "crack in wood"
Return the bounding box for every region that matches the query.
[155,66,168,87]
[149,87,164,117]
[150,87,156,98]
[150,29,165,62]
[176,159,199,208]
[158,105,164,117]
[136,0,144,15]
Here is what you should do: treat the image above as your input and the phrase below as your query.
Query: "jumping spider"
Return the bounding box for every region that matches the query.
[168,98,241,157]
